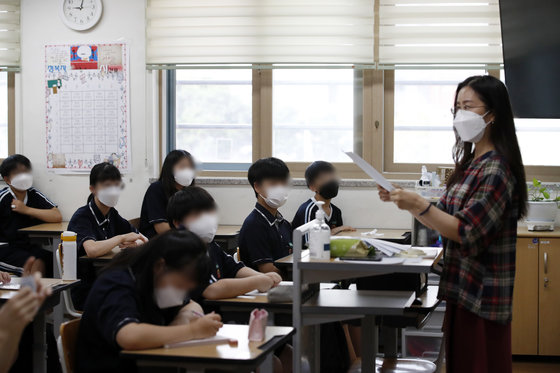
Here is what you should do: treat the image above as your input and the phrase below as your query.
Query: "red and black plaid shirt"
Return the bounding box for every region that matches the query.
[437,151,518,323]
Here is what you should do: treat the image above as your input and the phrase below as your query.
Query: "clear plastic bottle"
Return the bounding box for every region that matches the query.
[309,201,331,259]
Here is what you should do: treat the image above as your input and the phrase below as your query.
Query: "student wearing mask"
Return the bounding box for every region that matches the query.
[292,161,355,241]
[68,162,147,309]
[139,150,196,238]
[377,75,526,373]
[238,157,292,275]
[167,186,282,301]
[0,154,62,275]
[75,230,222,373]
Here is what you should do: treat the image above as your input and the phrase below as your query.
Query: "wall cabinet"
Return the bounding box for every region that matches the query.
[512,229,560,356]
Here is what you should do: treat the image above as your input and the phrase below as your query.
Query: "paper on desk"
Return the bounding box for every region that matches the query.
[164,334,231,349]
[362,238,410,257]
[344,151,395,191]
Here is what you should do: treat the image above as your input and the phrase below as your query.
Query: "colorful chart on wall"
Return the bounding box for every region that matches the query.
[45,42,130,172]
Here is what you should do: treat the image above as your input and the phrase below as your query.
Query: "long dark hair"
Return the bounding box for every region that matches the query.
[103,230,210,323]
[447,75,527,218]
[159,150,195,199]
[87,162,122,203]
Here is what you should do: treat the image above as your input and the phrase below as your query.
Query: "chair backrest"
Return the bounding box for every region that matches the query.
[55,244,63,278]
[58,318,81,373]
[129,217,141,229]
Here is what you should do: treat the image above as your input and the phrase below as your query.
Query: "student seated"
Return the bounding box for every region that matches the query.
[167,186,282,300]
[238,157,292,275]
[75,230,222,373]
[0,154,62,275]
[139,150,196,238]
[68,162,147,309]
[292,161,354,240]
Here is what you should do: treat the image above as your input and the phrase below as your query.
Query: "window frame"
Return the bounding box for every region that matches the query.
[164,67,559,181]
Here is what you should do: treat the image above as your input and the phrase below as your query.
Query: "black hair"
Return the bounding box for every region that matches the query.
[160,150,195,199]
[247,157,290,198]
[0,154,32,178]
[305,161,335,187]
[448,75,527,218]
[87,162,122,203]
[167,186,216,228]
[103,230,210,324]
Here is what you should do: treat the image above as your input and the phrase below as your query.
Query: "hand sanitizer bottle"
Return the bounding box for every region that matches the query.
[309,201,331,259]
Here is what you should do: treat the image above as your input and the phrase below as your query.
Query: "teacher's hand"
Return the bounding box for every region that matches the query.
[390,189,428,214]
[377,184,402,202]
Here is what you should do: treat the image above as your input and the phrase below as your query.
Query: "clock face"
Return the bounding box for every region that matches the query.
[60,0,103,31]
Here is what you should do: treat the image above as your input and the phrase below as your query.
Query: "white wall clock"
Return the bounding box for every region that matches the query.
[60,0,103,31]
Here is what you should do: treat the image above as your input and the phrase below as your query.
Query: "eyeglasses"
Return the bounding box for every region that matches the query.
[450,105,487,116]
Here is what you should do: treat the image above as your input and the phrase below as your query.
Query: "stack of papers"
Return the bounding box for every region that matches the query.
[362,238,410,257]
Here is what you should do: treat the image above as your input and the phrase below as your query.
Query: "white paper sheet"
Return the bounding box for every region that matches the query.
[164,335,231,349]
[344,151,395,191]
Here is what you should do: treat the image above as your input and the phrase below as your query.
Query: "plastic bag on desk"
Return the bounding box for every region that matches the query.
[248,308,268,341]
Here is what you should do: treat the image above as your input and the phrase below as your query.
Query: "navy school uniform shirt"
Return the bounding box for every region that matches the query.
[292,197,343,244]
[139,180,168,239]
[76,268,184,373]
[0,187,56,267]
[238,202,293,271]
[67,200,137,309]
[191,241,245,302]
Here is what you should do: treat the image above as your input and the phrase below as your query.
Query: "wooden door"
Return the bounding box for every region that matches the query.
[512,238,539,355]
[539,238,560,356]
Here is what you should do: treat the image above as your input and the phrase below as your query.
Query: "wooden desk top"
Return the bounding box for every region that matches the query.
[121,324,295,365]
[0,278,80,301]
[517,226,560,238]
[19,222,69,235]
[215,225,242,237]
[335,228,409,240]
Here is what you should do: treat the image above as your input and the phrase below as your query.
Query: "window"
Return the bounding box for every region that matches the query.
[391,69,485,166]
[174,69,252,164]
[0,72,7,158]
[272,69,356,163]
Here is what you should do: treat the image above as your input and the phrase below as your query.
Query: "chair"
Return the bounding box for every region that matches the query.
[57,318,81,373]
[55,245,82,318]
[128,217,141,229]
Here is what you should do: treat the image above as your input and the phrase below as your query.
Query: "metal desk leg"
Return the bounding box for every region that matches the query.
[361,315,378,373]
[33,311,47,373]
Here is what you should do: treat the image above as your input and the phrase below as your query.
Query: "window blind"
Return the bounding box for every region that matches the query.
[146,0,374,66]
[378,0,503,66]
[0,0,19,68]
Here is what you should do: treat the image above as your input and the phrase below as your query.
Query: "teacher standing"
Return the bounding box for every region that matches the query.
[378,75,527,373]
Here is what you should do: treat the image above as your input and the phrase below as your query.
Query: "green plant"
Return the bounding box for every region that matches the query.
[528,178,560,202]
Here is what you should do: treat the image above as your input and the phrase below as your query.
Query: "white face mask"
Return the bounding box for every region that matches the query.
[187,213,218,243]
[453,109,491,143]
[97,186,121,208]
[261,185,289,209]
[10,173,33,191]
[174,168,195,187]
[154,285,187,309]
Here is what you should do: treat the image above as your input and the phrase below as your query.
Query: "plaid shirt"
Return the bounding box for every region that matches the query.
[437,151,518,323]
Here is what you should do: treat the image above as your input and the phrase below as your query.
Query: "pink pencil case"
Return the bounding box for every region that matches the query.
[248,308,268,341]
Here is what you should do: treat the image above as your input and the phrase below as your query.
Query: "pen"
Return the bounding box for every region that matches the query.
[191,310,204,318]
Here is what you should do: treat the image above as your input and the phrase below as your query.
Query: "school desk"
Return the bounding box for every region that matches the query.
[19,222,69,278]
[121,324,295,373]
[0,278,80,373]
[215,224,242,253]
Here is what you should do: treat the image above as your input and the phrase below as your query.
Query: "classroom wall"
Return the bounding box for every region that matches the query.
[18,0,155,220]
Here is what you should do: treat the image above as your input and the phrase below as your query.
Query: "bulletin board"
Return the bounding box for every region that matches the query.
[44,42,130,172]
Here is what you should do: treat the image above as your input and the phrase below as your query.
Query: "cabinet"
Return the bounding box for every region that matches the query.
[512,228,560,356]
